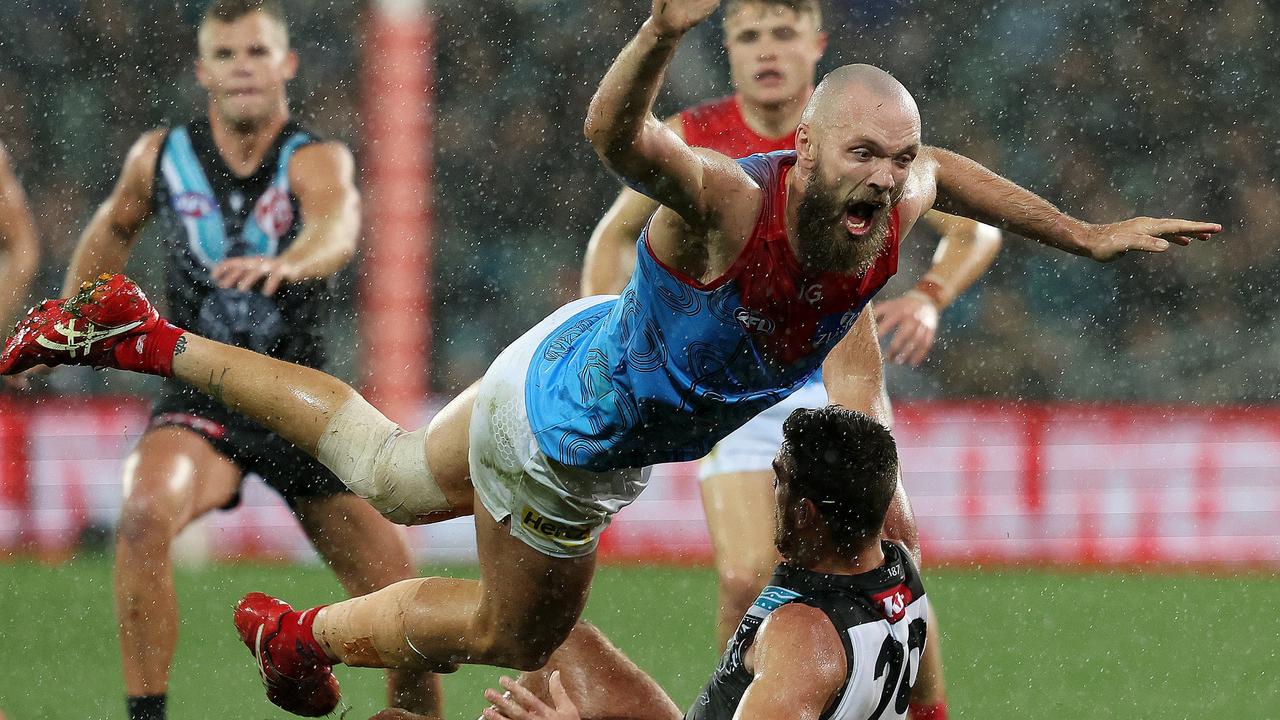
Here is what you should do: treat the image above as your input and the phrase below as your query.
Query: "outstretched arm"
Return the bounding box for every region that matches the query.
[212,141,360,295]
[874,211,1002,366]
[581,117,685,296]
[584,0,754,231]
[924,147,1220,261]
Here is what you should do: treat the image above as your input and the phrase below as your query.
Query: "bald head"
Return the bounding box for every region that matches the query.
[800,64,919,143]
[790,64,920,276]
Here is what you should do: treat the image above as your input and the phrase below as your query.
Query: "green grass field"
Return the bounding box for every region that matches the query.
[3,558,1278,719]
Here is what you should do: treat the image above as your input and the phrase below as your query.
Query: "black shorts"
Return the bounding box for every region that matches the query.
[149,382,350,508]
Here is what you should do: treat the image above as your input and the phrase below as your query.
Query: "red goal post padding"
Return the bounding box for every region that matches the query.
[2,397,1278,568]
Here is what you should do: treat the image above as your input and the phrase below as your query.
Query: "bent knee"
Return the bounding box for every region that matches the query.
[116,493,184,548]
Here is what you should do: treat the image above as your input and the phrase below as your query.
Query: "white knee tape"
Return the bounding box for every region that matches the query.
[316,395,450,525]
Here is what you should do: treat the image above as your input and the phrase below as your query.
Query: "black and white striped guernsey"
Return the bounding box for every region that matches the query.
[686,541,929,720]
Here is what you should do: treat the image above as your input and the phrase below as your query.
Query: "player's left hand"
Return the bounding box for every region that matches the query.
[211,257,299,296]
[1078,217,1222,262]
[874,292,939,366]
[483,672,580,720]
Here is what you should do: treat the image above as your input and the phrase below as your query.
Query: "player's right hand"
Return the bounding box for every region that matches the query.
[650,0,721,37]
[483,672,580,720]
[875,292,940,367]
[1078,217,1221,262]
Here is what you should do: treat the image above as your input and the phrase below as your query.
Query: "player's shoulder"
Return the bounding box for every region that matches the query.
[732,150,795,189]
[896,149,940,232]
[289,140,353,169]
[751,602,846,690]
[758,601,843,658]
[122,128,170,176]
[678,95,738,125]
[287,140,356,194]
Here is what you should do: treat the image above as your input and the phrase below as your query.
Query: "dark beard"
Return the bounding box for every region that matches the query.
[795,172,891,276]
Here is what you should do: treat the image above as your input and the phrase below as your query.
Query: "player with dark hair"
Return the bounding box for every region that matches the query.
[0,141,40,391]
[52,1,437,717]
[581,2,998,715]
[390,407,926,720]
[1,0,1216,716]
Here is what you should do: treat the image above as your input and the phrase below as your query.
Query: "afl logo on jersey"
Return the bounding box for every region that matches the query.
[173,192,217,219]
[254,186,294,240]
[735,307,776,335]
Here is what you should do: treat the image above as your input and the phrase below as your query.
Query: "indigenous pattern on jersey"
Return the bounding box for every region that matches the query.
[687,542,929,720]
[152,119,332,368]
[525,151,899,470]
[679,95,795,158]
[678,91,829,434]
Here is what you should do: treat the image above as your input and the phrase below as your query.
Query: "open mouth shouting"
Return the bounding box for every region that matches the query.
[843,200,884,237]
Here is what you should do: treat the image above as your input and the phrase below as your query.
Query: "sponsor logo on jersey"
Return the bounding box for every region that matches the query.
[174,192,217,219]
[870,583,914,623]
[520,506,594,548]
[254,186,295,239]
[812,308,861,348]
[801,282,824,305]
[735,307,776,334]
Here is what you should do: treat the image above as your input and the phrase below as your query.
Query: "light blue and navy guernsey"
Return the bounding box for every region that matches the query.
[686,542,929,720]
[151,118,331,368]
[525,151,900,470]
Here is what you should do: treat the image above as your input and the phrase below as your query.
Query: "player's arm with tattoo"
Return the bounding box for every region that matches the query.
[212,141,360,296]
[823,308,892,427]
[581,117,684,296]
[923,146,1220,261]
[874,211,1002,366]
[62,130,164,296]
[736,604,846,720]
[0,143,39,331]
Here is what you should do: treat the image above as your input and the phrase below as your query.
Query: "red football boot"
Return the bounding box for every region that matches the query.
[0,273,184,377]
[234,592,341,717]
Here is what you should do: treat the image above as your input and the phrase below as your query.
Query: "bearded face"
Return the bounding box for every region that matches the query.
[794,156,897,275]
[772,457,803,558]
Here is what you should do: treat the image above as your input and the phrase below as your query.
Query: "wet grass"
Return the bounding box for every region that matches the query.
[2,559,1276,719]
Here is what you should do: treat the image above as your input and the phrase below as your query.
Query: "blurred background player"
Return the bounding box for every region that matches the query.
[0,141,40,390]
[55,1,438,718]
[479,407,928,720]
[580,2,999,716]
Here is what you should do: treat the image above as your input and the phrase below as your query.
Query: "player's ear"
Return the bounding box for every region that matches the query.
[283,49,299,81]
[796,497,818,528]
[796,124,817,165]
[815,31,829,58]
[195,58,210,90]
